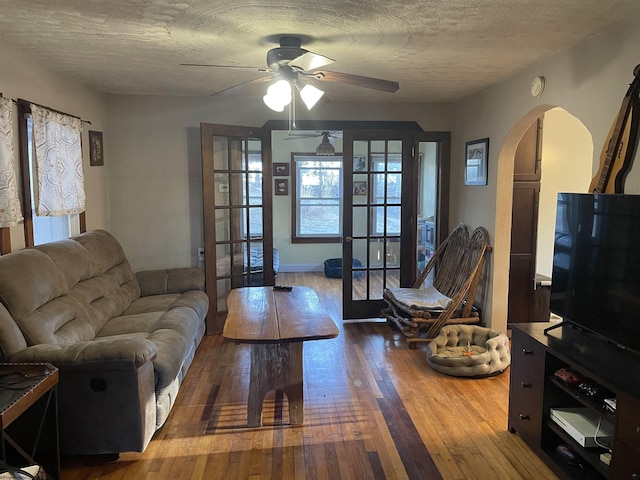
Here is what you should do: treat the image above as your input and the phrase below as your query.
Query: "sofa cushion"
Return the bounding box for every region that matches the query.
[0,302,27,358]
[72,230,129,276]
[35,239,94,287]
[0,249,68,323]
[97,306,203,389]
[124,291,209,321]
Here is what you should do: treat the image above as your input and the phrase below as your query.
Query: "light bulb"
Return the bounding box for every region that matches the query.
[263,80,292,111]
[299,84,324,110]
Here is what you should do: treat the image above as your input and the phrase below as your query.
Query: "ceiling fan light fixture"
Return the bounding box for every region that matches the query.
[316,132,335,156]
[263,79,292,112]
[299,84,324,110]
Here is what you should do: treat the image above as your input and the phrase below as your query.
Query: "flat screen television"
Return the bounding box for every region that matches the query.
[548,193,640,356]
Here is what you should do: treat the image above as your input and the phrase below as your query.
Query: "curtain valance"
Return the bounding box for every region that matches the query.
[31,104,85,216]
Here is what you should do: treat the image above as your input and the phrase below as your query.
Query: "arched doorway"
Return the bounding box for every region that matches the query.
[493,106,593,332]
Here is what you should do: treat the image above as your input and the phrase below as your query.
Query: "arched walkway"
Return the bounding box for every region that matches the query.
[491,106,593,332]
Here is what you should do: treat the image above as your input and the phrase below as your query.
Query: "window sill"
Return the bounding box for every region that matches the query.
[291,236,342,244]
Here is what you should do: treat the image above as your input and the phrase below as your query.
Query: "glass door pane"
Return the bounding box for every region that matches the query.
[417,141,438,277]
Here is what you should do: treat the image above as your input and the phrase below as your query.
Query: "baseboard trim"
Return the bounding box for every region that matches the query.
[279,264,324,273]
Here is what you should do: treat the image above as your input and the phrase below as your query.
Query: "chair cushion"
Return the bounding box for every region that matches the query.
[386,285,452,311]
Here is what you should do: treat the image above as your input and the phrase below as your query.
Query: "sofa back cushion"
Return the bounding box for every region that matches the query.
[0,230,141,346]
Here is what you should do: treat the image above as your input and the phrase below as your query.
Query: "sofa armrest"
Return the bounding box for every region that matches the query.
[136,267,205,296]
[8,335,157,368]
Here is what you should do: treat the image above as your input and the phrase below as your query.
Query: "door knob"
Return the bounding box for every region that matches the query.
[345,236,353,243]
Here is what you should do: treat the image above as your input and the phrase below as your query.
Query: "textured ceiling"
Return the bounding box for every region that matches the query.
[1,1,639,102]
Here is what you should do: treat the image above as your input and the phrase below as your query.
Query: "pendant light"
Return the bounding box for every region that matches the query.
[316,132,335,156]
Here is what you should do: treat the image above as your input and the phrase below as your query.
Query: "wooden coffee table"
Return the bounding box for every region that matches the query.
[223,286,339,426]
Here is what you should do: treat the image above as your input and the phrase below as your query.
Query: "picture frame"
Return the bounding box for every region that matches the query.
[353,181,367,196]
[273,162,290,176]
[88,130,104,166]
[275,178,289,195]
[464,137,489,186]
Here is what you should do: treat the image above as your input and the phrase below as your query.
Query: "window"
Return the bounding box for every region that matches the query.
[292,155,342,242]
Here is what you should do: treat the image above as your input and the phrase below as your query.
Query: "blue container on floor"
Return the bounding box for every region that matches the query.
[324,258,364,278]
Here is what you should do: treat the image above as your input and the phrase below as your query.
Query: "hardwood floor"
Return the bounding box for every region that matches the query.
[61,272,557,479]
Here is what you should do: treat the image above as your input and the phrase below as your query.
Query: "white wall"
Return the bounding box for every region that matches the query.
[0,40,109,251]
[452,10,640,333]
[536,109,593,277]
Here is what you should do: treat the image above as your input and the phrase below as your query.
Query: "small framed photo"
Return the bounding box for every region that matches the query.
[88,130,104,166]
[275,178,289,195]
[273,162,290,176]
[464,138,489,186]
[353,181,367,196]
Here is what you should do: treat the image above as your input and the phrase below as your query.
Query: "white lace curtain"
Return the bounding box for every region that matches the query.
[31,104,85,216]
[0,97,23,227]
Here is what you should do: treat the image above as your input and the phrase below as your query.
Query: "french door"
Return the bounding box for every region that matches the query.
[201,123,273,333]
[341,131,450,320]
[341,130,414,319]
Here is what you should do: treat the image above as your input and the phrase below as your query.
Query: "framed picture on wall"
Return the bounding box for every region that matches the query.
[353,181,367,196]
[275,178,289,195]
[89,130,104,166]
[464,137,489,186]
[273,162,290,176]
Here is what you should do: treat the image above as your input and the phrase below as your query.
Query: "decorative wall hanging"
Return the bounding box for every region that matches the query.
[89,130,104,166]
[275,178,289,195]
[273,162,289,176]
[464,138,489,186]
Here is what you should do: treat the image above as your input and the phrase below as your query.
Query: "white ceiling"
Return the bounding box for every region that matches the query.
[1,1,639,103]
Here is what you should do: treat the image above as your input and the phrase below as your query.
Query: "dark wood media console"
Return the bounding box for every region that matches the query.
[509,322,640,479]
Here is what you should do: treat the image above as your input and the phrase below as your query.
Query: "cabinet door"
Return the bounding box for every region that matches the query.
[612,393,640,479]
[508,329,546,444]
[508,181,540,324]
[513,118,542,181]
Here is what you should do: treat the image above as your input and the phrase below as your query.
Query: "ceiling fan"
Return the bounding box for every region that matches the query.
[181,36,399,109]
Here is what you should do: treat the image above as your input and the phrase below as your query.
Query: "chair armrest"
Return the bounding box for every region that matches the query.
[8,336,157,368]
[136,267,205,296]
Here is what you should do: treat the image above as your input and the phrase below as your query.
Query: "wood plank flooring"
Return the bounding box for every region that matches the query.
[61,272,558,480]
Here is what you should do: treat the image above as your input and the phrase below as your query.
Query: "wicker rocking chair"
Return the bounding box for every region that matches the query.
[382,223,492,348]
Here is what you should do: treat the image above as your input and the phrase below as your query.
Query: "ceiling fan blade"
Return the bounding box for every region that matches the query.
[180,63,266,70]
[289,51,335,72]
[210,75,273,96]
[315,71,399,93]
[284,133,322,140]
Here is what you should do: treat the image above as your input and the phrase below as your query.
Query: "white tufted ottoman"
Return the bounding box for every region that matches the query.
[426,325,511,377]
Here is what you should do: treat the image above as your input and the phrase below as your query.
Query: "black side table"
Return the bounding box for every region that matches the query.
[0,363,59,480]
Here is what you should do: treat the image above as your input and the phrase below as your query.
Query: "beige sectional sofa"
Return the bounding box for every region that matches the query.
[0,230,208,455]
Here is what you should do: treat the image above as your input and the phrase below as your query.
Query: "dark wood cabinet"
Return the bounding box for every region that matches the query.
[509,323,640,480]
[508,330,545,443]
[508,117,542,324]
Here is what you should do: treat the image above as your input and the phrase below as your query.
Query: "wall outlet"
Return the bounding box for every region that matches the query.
[197,247,205,261]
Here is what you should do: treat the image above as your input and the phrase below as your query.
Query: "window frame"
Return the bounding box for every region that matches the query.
[291,152,343,244]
